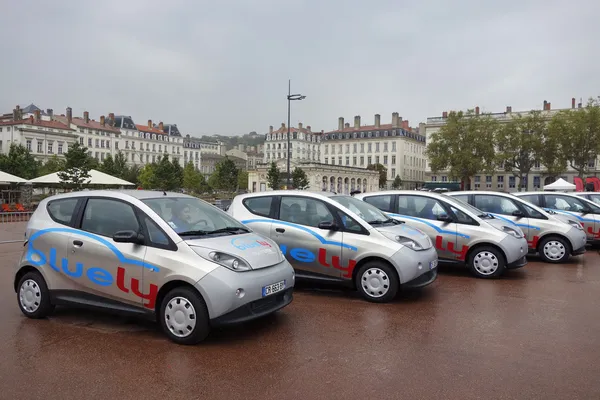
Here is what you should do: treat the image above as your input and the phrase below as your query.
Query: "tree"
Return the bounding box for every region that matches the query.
[237,170,249,191]
[39,154,65,176]
[266,162,281,190]
[138,163,157,189]
[0,143,40,179]
[292,167,309,190]
[183,161,202,193]
[392,175,403,189]
[100,151,129,180]
[426,110,498,189]
[57,142,95,188]
[555,97,600,179]
[367,163,388,188]
[124,164,141,186]
[150,155,183,191]
[209,157,238,191]
[495,111,544,191]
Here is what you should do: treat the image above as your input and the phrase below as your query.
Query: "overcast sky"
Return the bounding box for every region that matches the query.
[1,0,598,136]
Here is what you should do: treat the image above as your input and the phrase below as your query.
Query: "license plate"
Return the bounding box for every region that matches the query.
[429,260,438,270]
[262,280,286,297]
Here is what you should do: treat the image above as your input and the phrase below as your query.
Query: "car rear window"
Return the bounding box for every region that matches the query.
[243,196,273,217]
[47,198,79,225]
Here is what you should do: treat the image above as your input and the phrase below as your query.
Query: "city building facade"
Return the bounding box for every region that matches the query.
[263,122,322,163]
[200,153,246,179]
[248,159,379,194]
[424,98,591,191]
[321,113,427,189]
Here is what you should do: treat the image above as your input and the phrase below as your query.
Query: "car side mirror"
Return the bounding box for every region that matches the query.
[436,213,453,223]
[113,230,145,244]
[318,221,339,230]
[512,210,524,218]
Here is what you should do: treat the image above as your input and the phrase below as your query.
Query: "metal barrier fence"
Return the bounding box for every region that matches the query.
[0,212,34,224]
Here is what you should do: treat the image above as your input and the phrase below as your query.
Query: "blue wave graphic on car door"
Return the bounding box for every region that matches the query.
[385,213,470,239]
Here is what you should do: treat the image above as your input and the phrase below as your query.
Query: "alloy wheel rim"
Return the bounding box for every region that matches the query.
[473,251,499,275]
[164,296,197,338]
[361,268,390,298]
[19,279,41,313]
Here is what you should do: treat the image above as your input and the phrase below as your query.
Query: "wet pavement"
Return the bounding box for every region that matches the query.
[1,222,600,400]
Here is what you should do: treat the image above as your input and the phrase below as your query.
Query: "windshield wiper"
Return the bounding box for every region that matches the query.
[177,230,209,236]
[367,218,403,225]
[208,226,250,235]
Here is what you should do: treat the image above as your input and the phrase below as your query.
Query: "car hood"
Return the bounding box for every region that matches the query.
[549,212,579,225]
[484,216,525,236]
[375,224,433,249]
[185,233,284,270]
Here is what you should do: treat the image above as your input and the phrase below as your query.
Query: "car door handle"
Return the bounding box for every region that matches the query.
[275,228,285,233]
[72,240,83,247]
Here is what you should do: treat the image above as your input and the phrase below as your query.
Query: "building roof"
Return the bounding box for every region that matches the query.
[54,115,121,134]
[19,104,46,115]
[268,124,321,136]
[136,124,168,135]
[0,116,74,130]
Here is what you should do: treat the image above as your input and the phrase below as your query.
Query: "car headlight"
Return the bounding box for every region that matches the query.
[501,225,523,238]
[394,235,424,251]
[204,251,252,271]
[568,220,584,230]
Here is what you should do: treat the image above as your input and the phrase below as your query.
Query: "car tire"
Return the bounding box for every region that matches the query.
[355,261,399,303]
[467,246,506,279]
[159,286,210,345]
[538,236,570,263]
[17,271,55,319]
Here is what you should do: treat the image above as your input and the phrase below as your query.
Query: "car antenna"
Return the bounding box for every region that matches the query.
[163,190,167,196]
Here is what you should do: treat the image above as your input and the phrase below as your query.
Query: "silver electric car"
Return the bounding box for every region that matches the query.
[14,190,295,345]
[354,190,529,278]
[446,191,587,263]
[514,191,600,246]
[227,190,439,303]
[574,192,600,206]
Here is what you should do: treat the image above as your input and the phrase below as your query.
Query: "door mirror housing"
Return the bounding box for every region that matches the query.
[436,213,453,223]
[113,230,145,244]
[318,221,339,230]
[512,210,525,218]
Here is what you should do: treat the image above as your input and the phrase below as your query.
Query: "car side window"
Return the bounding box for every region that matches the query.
[243,196,273,217]
[520,194,540,206]
[363,195,393,212]
[589,194,600,206]
[450,206,475,224]
[397,195,447,220]
[279,196,334,228]
[336,210,363,233]
[521,203,544,218]
[452,194,469,203]
[474,195,519,215]
[47,198,79,226]
[144,216,170,247]
[546,195,586,212]
[81,198,140,238]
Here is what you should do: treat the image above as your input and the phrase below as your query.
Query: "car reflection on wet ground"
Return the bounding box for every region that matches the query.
[1,222,599,400]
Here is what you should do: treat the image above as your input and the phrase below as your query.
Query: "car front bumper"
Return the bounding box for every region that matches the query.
[390,246,438,288]
[566,227,588,255]
[498,236,528,265]
[194,259,295,325]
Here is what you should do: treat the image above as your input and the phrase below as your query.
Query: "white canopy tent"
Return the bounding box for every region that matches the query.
[0,170,27,184]
[543,178,576,191]
[27,169,135,186]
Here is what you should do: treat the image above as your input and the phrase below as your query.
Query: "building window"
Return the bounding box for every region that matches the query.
[383,155,388,165]
[368,143,372,153]
[48,142,53,154]
[392,142,396,151]
[509,176,515,188]
[442,176,448,182]
[37,141,43,153]
[392,155,396,165]
[384,142,388,152]
[533,176,541,189]
[325,157,328,164]
[346,156,349,165]
[360,143,364,153]
[360,156,364,166]
[376,142,380,152]
[353,156,357,166]
[375,156,380,164]
[367,156,372,165]
[391,168,396,177]
[58,143,63,154]
[79,137,84,145]
[26,139,32,151]
[486,175,492,188]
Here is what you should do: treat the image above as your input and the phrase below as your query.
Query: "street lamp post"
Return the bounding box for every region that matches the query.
[286,79,305,189]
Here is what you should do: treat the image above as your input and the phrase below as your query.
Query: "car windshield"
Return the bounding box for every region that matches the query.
[142,196,250,237]
[330,195,395,225]
[444,195,492,219]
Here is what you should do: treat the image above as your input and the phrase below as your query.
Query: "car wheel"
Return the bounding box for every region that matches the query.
[159,286,210,345]
[538,236,570,263]
[355,261,399,303]
[17,271,55,319]
[467,246,505,279]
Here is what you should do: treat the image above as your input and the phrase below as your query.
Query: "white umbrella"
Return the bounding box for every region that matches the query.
[0,170,27,184]
[543,178,576,191]
[27,169,135,186]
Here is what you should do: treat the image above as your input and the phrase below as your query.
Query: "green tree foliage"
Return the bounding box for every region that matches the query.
[183,161,203,193]
[57,142,95,188]
[392,175,403,189]
[495,111,544,191]
[426,110,498,188]
[100,151,130,180]
[208,157,238,191]
[366,163,388,188]
[292,167,309,190]
[124,164,141,186]
[138,163,157,189]
[39,154,65,176]
[0,143,40,179]
[136,156,183,191]
[237,170,249,190]
[266,162,281,190]
[554,97,600,179]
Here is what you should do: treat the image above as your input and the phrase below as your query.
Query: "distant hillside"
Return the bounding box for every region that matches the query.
[199,132,265,150]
